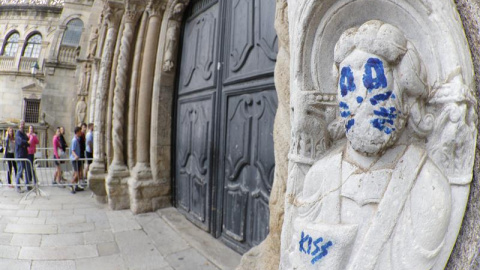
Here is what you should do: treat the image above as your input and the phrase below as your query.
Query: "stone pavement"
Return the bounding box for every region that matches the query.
[0,186,241,270]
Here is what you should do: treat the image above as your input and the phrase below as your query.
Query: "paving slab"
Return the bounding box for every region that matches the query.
[166,248,219,270]
[41,233,84,247]
[19,245,98,260]
[10,234,41,247]
[76,254,126,270]
[0,258,30,270]
[5,223,57,234]
[97,241,120,256]
[31,260,76,270]
[115,230,169,269]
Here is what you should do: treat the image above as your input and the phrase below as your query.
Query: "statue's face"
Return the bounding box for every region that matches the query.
[337,49,405,155]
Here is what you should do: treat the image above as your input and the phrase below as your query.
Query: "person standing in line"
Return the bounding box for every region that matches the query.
[69,127,84,194]
[85,123,94,179]
[27,126,39,185]
[59,126,68,157]
[58,126,68,182]
[52,127,65,187]
[78,123,87,185]
[3,127,16,188]
[15,121,30,193]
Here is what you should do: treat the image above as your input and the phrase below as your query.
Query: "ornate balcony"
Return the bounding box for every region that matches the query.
[0,56,15,71]
[0,0,63,6]
[58,45,78,64]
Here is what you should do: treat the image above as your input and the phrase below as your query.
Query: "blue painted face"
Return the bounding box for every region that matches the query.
[337,51,400,137]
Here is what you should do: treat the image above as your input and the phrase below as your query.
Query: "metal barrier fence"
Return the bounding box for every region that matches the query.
[0,156,92,198]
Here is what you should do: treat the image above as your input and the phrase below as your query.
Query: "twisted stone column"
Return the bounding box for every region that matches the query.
[129,0,166,214]
[106,1,142,210]
[88,1,123,203]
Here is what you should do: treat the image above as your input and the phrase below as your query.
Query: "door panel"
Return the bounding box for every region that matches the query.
[178,3,218,95]
[224,0,278,84]
[175,96,214,231]
[175,0,277,253]
[221,90,277,252]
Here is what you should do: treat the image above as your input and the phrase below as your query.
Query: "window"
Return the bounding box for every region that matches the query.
[23,34,42,58]
[2,32,19,57]
[23,99,41,123]
[61,19,84,46]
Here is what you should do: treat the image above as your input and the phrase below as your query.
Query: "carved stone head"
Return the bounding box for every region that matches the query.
[334,20,430,155]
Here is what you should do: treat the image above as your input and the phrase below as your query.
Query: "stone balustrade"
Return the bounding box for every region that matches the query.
[0,0,63,6]
[58,45,77,64]
[0,56,15,71]
[19,57,40,73]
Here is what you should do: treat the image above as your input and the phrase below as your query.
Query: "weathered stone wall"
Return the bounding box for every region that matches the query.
[447,1,480,269]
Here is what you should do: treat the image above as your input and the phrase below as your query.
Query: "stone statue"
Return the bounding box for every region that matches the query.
[76,96,87,126]
[163,21,180,72]
[285,20,452,270]
[87,28,99,59]
[163,2,186,72]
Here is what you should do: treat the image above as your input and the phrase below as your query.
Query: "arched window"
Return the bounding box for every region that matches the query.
[2,32,20,57]
[23,34,42,58]
[61,19,84,46]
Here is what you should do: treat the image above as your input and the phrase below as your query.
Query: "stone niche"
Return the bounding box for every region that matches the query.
[280,1,477,270]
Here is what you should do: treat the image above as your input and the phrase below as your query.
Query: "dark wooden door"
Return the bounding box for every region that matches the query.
[175,0,277,253]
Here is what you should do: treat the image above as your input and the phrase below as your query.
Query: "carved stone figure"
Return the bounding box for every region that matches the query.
[75,96,87,126]
[77,62,92,96]
[163,21,179,72]
[285,20,454,270]
[87,28,98,59]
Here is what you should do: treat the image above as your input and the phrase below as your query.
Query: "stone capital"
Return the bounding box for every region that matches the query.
[146,0,167,18]
[124,0,144,24]
[104,1,124,29]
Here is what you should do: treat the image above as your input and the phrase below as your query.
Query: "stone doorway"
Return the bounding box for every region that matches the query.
[173,0,278,254]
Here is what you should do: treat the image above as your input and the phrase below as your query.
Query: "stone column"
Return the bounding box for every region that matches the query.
[106,17,125,168]
[88,1,124,203]
[88,59,100,124]
[127,12,148,170]
[106,1,143,210]
[129,0,166,214]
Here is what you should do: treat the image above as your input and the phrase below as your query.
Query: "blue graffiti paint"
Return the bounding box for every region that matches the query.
[311,241,333,265]
[363,58,387,91]
[341,111,351,118]
[299,231,310,254]
[340,66,356,97]
[298,231,333,265]
[311,237,324,257]
[345,119,355,132]
[391,93,396,99]
[356,96,364,104]
[370,91,393,106]
[339,102,351,118]
[371,106,397,134]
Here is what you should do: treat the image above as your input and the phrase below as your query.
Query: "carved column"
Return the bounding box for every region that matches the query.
[88,1,123,203]
[106,1,143,210]
[106,16,125,168]
[127,12,148,169]
[129,0,166,214]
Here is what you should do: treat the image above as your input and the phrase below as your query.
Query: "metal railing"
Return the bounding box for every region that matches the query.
[0,156,92,199]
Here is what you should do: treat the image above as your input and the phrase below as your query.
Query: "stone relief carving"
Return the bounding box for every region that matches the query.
[87,28,99,59]
[281,17,477,270]
[162,0,188,72]
[77,62,91,96]
[75,96,87,126]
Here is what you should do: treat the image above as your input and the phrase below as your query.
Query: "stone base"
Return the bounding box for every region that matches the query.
[129,162,171,214]
[106,163,131,210]
[88,161,107,204]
